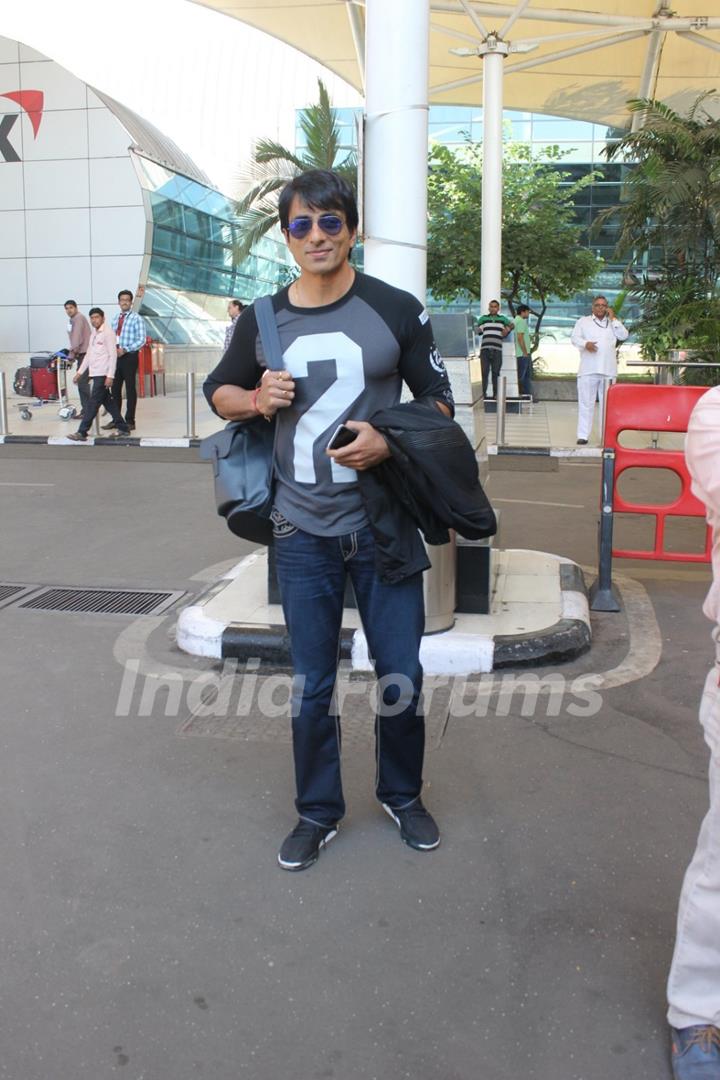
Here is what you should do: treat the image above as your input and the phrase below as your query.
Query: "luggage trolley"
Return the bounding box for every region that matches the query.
[52,350,80,420]
[12,350,79,421]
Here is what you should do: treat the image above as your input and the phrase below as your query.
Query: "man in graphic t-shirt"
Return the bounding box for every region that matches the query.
[204,170,455,872]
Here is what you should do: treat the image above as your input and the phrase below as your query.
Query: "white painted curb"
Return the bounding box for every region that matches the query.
[176,604,226,659]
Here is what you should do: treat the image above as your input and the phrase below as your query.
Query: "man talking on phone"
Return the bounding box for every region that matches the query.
[204,170,454,871]
[570,295,628,444]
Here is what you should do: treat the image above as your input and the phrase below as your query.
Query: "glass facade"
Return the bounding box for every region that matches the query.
[133,156,293,345]
[296,106,640,339]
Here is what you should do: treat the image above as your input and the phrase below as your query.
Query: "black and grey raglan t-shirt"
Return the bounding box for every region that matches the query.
[203,271,455,537]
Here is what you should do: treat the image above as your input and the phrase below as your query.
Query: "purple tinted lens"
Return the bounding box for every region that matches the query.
[317,214,343,235]
[287,214,344,238]
[288,217,312,238]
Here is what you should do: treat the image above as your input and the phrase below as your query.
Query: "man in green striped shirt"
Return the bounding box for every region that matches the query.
[476,300,513,399]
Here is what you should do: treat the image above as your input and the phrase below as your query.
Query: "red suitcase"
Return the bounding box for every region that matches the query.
[31,365,59,401]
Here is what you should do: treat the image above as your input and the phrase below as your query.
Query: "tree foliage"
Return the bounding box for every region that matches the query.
[602,94,720,288]
[232,79,357,262]
[427,141,601,348]
[599,94,720,382]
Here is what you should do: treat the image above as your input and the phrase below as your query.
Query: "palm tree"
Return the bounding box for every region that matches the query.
[597,94,720,382]
[601,93,720,288]
[232,79,357,262]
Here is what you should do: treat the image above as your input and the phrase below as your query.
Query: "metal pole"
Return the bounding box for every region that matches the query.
[364,0,429,300]
[589,448,621,612]
[479,40,508,309]
[366,1,454,634]
[598,377,611,446]
[0,372,8,436]
[496,374,507,447]
[185,372,196,439]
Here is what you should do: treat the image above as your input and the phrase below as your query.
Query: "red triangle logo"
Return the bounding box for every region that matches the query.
[1,90,44,138]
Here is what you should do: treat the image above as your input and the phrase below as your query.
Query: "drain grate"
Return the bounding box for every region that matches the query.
[0,584,33,610]
[19,587,184,617]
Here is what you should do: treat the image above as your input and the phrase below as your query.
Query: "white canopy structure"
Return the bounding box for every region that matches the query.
[191,0,720,127]
[190,0,720,304]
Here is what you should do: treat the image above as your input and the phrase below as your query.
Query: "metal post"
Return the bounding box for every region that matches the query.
[496,374,507,448]
[598,376,611,446]
[479,40,509,309]
[0,372,8,436]
[366,1,454,634]
[364,0,429,299]
[185,372,196,439]
[589,448,621,612]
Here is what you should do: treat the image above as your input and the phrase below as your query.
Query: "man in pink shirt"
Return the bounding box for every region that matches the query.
[667,385,720,1077]
[64,299,91,414]
[67,307,130,441]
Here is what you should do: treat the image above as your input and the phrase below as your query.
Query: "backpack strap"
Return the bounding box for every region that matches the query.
[254,294,284,370]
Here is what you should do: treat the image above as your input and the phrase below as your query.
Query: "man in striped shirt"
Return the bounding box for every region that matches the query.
[476,300,513,399]
[104,289,146,432]
[224,299,245,351]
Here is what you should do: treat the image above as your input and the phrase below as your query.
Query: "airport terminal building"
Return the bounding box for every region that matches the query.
[0,35,292,360]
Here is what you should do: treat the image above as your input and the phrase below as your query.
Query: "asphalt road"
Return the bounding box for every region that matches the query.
[0,450,713,1080]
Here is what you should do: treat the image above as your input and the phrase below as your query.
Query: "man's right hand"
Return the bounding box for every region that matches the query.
[256,369,295,417]
[72,374,80,384]
[586,342,598,352]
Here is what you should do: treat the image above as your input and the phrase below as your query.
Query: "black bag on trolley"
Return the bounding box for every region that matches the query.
[13,367,33,397]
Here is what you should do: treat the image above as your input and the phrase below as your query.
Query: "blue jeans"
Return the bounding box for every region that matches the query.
[517,354,533,397]
[273,521,426,827]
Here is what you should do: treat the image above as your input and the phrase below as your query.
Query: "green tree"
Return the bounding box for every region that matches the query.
[426,141,601,349]
[603,94,720,288]
[232,79,357,261]
[599,94,720,383]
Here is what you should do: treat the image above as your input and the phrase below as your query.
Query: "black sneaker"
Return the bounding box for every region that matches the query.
[278,819,337,871]
[576,438,588,445]
[382,798,440,851]
[101,421,117,430]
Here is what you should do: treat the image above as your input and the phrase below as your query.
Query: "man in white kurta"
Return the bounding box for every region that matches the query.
[570,296,628,444]
[667,385,720,1078]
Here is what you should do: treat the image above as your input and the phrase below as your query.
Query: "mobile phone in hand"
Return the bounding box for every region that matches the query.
[327,424,358,451]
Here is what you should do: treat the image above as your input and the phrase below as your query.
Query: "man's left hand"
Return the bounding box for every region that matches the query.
[117,347,126,356]
[327,421,390,471]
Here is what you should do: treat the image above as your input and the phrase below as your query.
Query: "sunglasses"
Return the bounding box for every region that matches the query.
[287,213,345,239]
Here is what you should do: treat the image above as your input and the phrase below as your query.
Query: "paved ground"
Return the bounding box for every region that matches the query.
[0,449,713,1079]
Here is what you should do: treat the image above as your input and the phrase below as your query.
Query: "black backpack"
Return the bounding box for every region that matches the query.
[13,367,33,397]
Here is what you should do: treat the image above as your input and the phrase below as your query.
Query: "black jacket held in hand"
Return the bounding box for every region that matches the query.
[358,400,497,584]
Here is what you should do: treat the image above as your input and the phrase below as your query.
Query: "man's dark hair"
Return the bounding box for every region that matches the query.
[89,307,104,318]
[229,299,244,312]
[489,299,500,306]
[118,289,134,302]
[64,299,77,307]
[517,304,530,315]
[278,170,358,233]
